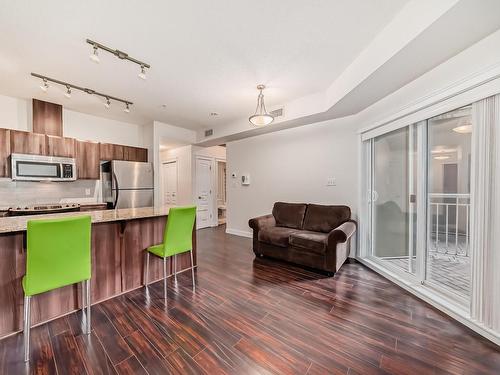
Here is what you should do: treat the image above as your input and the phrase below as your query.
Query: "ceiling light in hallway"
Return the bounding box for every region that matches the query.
[249,85,273,127]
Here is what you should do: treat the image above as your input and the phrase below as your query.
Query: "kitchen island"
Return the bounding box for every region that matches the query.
[0,206,196,339]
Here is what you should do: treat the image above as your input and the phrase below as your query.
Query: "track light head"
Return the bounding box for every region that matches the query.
[138,65,147,80]
[89,45,100,64]
[64,85,72,98]
[40,78,49,92]
[124,103,130,113]
[104,97,111,109]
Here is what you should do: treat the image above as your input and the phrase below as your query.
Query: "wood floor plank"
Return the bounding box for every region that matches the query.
[1,225,499,374]
[51,331,88,375]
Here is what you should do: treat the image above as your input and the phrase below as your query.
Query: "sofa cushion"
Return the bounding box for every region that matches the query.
[303,204,351,233]
[258,227,298,248]
[272,202,307,229]
[289,231,329,255]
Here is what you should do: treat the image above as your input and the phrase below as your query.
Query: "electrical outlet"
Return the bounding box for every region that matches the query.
[327,178,336,186]
[85,188,91,196]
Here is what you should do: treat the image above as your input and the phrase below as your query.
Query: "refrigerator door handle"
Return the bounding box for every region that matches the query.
[113,172,119,209]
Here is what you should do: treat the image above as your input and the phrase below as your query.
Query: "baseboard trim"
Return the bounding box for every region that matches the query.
[357,257,500,347]
[226,228,253,238]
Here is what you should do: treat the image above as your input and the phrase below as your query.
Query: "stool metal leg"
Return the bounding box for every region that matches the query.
[85,279,91,334]
[174,254,177,282]
[163,257,167,300]
[144,251,150,287]
[190,250,196,291]
[23,295,31,362]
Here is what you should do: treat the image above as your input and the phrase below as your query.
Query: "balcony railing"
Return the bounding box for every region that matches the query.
[429,193,470,257]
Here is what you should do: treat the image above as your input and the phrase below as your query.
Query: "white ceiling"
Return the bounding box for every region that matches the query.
[0,0,409,130]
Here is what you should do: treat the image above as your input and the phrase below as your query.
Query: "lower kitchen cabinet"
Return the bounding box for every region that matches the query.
[76,140,100,179]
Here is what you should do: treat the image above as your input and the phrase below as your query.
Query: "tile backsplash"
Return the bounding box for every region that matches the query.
[0,178,101,208]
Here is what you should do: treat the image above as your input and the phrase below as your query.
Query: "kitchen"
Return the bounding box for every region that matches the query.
[0,98,196,341]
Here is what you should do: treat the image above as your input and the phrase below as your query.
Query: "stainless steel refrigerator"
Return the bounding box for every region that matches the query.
[101,160,154,209]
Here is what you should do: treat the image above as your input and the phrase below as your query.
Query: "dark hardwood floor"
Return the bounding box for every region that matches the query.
[1,225,499,374]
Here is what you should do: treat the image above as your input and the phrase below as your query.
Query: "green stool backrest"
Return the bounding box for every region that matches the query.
[25,215,92,296]
[163,206,196,257]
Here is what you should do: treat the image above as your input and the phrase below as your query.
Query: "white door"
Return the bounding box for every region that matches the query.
[196,157,214,229]
[162,161,177,205]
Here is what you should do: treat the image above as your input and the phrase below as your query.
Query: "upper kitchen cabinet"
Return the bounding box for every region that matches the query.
[0,128,10,177]
[100,143,124,161]
[76,140,100,179]
[32,99,63,137]
[46,135,75,158]
[10,130,46,155]
[123,146,148,162]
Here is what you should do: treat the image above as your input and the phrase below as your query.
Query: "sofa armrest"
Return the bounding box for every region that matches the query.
[326,220,357,273]
[249,214,276,231]
[327,220,357,246]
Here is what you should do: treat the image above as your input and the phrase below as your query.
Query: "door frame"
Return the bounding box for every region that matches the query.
[215,158,227,226]
[161,158,178,207]
[195,156,216,229]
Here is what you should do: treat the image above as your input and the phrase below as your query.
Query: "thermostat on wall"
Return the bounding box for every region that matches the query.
[241,174,250,185]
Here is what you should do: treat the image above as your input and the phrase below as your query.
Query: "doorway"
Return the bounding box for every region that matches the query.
[162,160,178,205]
[216,160,227,225]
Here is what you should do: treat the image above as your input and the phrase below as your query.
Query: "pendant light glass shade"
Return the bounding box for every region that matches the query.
[249,85,274,127]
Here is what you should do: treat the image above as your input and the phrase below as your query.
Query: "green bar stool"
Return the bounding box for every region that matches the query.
[23,215,92,362]
[144,206,196,300]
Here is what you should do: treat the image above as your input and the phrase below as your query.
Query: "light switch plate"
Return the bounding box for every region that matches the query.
[327,178,336,186]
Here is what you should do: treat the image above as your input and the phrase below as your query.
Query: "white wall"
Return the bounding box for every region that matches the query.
[226,116,358,236]
[226,28,500,237]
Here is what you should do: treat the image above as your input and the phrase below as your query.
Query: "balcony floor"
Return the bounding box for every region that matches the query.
[383,253,470,298]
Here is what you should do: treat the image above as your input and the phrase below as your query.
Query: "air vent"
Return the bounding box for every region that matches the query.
[205,129,214,137]
[269,108,284,118]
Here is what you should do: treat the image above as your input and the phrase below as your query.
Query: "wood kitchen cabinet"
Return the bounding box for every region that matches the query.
[46,135,75,158]
[10,130,46,155]
[0,129,10,177]
[123,146,148,162]
[76,140,100,179]
[32,99,63,137]
[100,143,124,161]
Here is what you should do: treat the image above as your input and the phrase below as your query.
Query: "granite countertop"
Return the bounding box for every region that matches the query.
[0,206,174,234]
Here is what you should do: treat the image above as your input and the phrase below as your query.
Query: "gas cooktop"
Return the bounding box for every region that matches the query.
[9,203,81,216]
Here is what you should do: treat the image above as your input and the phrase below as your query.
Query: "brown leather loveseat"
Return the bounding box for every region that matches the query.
[249,202,356,275]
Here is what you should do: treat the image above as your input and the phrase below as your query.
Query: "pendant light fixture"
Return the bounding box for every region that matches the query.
[249,85,274,127]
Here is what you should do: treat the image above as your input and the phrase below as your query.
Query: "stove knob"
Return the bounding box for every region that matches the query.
[24,207,28,210]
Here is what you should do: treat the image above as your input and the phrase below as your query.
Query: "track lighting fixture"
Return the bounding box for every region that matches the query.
[64,85,72,98]
[89,44,100,64]
[40,78,49,92]
[249,85,274,127]
[31,73,132,112]
[138,65,147,80]
[86,39,151,79]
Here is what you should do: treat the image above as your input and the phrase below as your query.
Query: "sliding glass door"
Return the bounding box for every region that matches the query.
[365,106,472,306]
[426,107,472,300]
[371,125,417,276]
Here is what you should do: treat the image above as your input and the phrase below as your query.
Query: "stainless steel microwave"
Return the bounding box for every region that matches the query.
[10,153,77,181]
